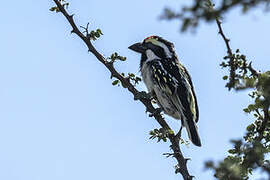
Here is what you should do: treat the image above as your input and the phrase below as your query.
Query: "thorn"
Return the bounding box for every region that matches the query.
[184,158,191,164]
[174,164,181,174]
[162,152,174,158]
[175,127,183,143]
[71,29,75,34]
[145,107,152,114]
[69,14,74,18]
[109,72,116,79]
[175,127,183,138]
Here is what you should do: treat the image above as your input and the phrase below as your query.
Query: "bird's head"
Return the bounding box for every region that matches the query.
[128,36,176,59]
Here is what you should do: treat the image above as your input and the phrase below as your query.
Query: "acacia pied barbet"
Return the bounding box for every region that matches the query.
[129,36,201,146]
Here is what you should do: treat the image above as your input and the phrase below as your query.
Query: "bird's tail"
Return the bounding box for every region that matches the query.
[183,119,201,147]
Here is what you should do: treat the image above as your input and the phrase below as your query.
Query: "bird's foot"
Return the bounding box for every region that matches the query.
[175,127,183,143]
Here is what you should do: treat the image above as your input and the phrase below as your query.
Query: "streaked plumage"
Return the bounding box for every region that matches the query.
[129,36,201,146]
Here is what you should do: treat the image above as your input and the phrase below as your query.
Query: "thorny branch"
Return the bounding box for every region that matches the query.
[215,15,237,89]
[52,0,194,179]
[209,0,270,141]
[207,0,259,90]
[206,0,237,90]
[210,0,270,176]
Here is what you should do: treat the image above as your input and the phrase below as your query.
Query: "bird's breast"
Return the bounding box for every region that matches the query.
[141,62,155,92]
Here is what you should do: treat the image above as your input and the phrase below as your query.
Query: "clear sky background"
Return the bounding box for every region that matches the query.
[0,0,270,180]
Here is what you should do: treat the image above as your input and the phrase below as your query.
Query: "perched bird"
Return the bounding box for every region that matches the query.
[128,36,201,146]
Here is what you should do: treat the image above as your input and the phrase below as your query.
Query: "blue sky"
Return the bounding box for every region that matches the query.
[0,0,270,180]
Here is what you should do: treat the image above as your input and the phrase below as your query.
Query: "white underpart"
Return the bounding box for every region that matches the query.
[142,50,160,95]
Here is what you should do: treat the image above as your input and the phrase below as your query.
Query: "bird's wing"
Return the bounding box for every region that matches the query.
[150,58,199,123]
[175,62,199,123]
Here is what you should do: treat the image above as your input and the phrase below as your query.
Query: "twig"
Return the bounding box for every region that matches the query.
[212,0,270,164]
[215,19,232,57]
[52,0,193,179]
[211,6,236,89]
[208,0,258,88]
[80,22,90,36]
[211,0,269,140]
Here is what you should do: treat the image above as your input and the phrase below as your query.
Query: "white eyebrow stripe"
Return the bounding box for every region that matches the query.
[160,42,172,57]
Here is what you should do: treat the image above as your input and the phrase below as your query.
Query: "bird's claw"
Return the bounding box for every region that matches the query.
[175,127,183,143]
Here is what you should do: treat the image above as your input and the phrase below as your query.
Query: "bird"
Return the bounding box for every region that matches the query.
[128,36,201,146]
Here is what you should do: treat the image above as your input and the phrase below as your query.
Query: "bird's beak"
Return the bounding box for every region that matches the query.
[128,42,147,53]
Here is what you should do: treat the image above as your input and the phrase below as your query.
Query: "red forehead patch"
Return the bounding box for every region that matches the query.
[144,36,156,40]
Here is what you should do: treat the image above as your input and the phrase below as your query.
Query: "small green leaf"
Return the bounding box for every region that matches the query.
[247,104,255,111]
[112,80,119,86]
[228,149,237,154]
[49,6,60,12]
[128,73,135,78]
[119,56,126,61]
[246,124,255,132]
[95,32,100,38]
[96,29,103,35]
[223,75,228,80]
[168,129,174,135]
